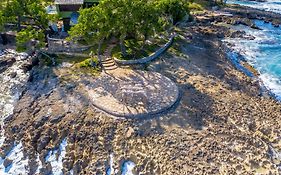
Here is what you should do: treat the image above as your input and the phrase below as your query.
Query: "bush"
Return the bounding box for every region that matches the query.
[188,2,204,11]
[157,0,190,25]
[78,57,99,68]
[16,27,45,51]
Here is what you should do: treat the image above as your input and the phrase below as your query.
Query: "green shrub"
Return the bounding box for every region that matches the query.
[188,2,204,11]
[157,0,190,25]
[78,57,99,68]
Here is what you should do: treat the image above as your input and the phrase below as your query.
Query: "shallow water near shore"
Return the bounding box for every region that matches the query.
[225,1,281,100]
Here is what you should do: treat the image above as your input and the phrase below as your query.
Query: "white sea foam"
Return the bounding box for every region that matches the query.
[0,142,29,174]
[106,154,136,175]
[35,153,43,174]
[0,50,31,174]
[227,0,281,14]
[121,161,136,175]
[106,153,116,175]
[260,73,281,100]
[45,138,68,175]
[224,20,281,100]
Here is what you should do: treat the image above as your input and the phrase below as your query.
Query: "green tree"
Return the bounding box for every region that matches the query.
[1,0,56,50]
[156,0,190,25]
[69,0,189,57]
[0,11,4,32]
[105,0,163,56]
[69,5,111,62]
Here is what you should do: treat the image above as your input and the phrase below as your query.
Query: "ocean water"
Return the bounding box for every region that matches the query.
[227,0,281,14]
[226,0,281,100]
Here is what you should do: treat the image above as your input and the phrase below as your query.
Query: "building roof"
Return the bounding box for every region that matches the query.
[55,0,84,5]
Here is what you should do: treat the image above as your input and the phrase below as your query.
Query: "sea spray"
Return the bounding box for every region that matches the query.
[0,50,31,174]
[223,20,281,101]
[45,138,68,175]
[227,0,281,14]
[106,154,136,175]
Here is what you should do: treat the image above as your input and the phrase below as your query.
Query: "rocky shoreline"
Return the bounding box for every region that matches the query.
[0,4,281,175]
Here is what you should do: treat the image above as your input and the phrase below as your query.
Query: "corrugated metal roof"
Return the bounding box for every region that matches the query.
[55,0,84,5]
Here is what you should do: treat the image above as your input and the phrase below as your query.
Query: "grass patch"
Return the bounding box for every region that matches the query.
[72,57,101,76]
[55,54,88,65]
[76,57,99,68]
[188,2,204,12]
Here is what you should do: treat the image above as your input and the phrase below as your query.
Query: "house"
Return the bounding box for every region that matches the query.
[48,0,99,31]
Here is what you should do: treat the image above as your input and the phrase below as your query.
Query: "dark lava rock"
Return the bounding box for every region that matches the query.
[0,139,15,159]
[217,33,224,38]
[229,30,247,38]
[37,135,51,152]
[50,114,65,124]
[21,63,33,73]
[65,83,76,90]
[40,162,52,175]
[63,156,74,171]
[73,160,83,174]
[21,56,39,73]
[0,57,16,67]
[9,72,17,78]
[250,24,261,30]
[34,115,49,129]
[3,158,13,168]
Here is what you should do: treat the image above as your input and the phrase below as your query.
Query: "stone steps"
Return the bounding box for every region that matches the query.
[101,44,118,71]
[101,57,117,71]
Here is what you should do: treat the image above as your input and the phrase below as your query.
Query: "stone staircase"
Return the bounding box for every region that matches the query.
[101,57,118,71]
[101,44,118,71]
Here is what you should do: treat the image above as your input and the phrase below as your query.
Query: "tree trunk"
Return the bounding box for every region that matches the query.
[17,15,21,31]
[97,38,104,63]
[120,37,127,57]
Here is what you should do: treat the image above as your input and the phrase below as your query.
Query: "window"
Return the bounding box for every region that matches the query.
[83,2,98,8]
[59,5,81,11]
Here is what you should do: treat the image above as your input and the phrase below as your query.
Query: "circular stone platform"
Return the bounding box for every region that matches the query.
[85,69,179,118]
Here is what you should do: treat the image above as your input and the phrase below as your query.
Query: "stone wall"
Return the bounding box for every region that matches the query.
[47,35,92,53]
[114,34,176,65]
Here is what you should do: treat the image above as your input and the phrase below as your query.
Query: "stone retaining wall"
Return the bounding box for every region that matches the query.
[114,34,176,65]
[47,35,92,53]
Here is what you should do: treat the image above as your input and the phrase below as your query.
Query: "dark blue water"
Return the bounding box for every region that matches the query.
[226,0,281,100]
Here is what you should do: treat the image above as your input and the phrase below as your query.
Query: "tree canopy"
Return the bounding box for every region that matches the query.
[69,0,190,57]
[1,0,56,50]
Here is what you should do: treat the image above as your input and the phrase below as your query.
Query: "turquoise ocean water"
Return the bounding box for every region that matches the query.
[226,0,281,100]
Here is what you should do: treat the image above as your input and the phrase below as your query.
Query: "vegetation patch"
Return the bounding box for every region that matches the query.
[77,57,99,68]
[112,36,170,60]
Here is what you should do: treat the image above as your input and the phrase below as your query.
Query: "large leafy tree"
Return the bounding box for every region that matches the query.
[69,5,111,61]
[70,0,164,57]
[101,0,161,56]
[156,0,190,26]
[0,1,6,32]
[1,0,56,50]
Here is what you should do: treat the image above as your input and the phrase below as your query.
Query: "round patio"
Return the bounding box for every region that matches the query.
[84,69,179,118]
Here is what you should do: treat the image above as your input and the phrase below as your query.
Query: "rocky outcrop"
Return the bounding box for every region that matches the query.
[224,4,281,26]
